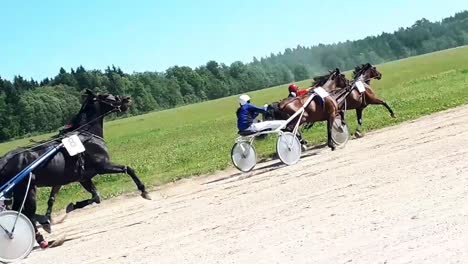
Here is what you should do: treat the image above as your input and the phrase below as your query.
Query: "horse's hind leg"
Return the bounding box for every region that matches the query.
[13,176,49,248]
[304,122,315,130]
[3,192,13,209]
[295,130,308,151]
[97,163,151,200]
[66,179,101,213]
[35,185,61,233]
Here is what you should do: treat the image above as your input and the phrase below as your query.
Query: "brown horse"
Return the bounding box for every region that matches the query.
[266,68,349,151]
[341,63,396,137]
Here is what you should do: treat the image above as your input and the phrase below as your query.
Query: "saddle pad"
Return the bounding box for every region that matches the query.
[355,81,366,93]
[314,87,329,99]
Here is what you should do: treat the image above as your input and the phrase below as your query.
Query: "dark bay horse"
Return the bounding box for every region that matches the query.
[0,89,151,248]
[265,68,350,150]
[343,63,396,137]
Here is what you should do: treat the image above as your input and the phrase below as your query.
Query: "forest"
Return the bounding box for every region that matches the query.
[1,10,467,142]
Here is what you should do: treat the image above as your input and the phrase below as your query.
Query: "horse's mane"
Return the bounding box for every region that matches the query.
[21,97,91,149]
[311,72,332,87]
[352,63,372,79]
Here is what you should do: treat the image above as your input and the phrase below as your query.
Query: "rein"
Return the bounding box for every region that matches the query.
[333,71,377,107]
[332,85,354,108]
[26,109,115,150]
[0,99,120,171]
[63,108,118,138]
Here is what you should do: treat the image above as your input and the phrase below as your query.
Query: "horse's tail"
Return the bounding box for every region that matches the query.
[267,102,292,121]
[263,102,285,120]
[263,103,277,121]
[0,152,12,187]
[0,155,7,179]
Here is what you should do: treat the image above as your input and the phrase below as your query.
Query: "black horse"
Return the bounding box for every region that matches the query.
[0,89,151,248]
[35,91,121,232]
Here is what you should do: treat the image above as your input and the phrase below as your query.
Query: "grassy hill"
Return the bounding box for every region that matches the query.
[1,46,468,212]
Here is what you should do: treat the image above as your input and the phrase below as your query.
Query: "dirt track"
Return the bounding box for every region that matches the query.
[21,105,468,264]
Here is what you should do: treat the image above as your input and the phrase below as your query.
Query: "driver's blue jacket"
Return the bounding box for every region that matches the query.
[237,103,267,131]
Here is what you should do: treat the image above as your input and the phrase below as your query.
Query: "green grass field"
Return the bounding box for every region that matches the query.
[1,46,468,213]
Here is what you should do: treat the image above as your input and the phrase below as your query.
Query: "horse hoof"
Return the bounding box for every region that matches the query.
[40,240,49,249]
[66,203,75,213]
[354,131,364,138]
[141,191,152,200]
[391,114,396,118]
[42,223,52,234]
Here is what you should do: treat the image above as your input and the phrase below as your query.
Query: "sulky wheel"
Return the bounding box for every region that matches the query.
[0,211,36,263]
[331,118,350,148]
[276,132,302,166]
[231,141,257,172]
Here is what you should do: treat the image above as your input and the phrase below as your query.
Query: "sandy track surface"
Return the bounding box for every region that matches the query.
[20,105,468,264]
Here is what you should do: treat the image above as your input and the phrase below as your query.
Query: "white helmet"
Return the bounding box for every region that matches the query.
[238,94,251,105]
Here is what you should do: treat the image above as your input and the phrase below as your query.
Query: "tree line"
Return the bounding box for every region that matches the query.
[1,10,467,142]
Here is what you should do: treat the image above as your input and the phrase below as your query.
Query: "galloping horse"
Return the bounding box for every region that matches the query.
[265,68,350,151]
[343,63,396,137]
[0,89,151,248]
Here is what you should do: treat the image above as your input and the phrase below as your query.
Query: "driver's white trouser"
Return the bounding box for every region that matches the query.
[245,120,286,132]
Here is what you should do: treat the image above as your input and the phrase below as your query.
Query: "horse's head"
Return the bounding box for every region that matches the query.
[354,63,382,83]
[314,68,349,92]
[368,64,382,80]
[84,89,132,114]
[60,89,132,136]
[330,68,349,89]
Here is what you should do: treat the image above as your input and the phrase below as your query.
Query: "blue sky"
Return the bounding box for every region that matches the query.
[0,0,466,81]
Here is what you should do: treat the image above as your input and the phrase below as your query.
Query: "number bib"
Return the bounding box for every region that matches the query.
[62,135,86,156]
[355,81,366,93]
[314,87,329,98]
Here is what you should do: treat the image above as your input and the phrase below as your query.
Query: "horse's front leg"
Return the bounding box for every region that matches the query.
[96,163,151,200]
[339,110,346,126]
[383,101,396,118]
[374,99,395,118]
[365,91,396,118]
[355,108,364,138]
[327,117,336,151]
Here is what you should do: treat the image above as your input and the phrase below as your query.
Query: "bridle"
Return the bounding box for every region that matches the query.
[354,65,381,85]
[31,94,125,145]
[93,94,128,113]
[63,94,125,134]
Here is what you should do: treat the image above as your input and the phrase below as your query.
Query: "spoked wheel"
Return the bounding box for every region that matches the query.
[331,117,349,148]
[277,132,302,165]
[231,141,257,172]
[0,211,36,263]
